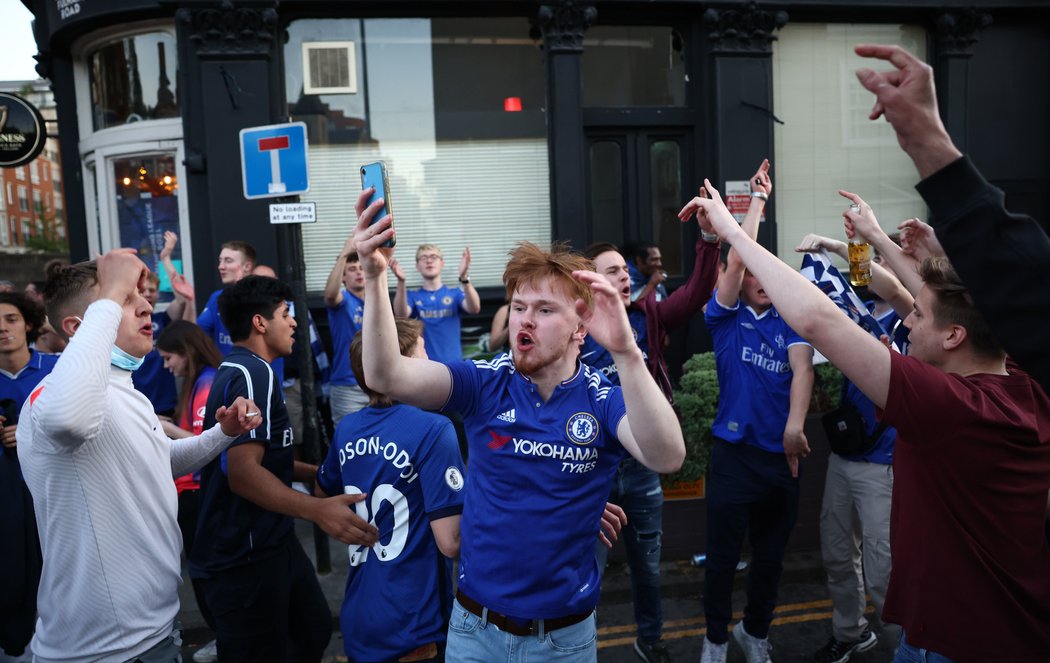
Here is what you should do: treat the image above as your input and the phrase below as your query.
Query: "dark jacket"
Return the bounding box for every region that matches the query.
[916,156,1050,394]
[630,236,721,401]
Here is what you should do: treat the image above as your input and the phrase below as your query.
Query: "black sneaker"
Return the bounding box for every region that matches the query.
[813,627,877,663]
[634,637,672,663]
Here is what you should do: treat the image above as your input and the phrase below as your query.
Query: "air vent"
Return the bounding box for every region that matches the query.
[302,41,357,95]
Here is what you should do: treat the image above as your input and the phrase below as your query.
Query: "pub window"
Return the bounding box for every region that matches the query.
[89,32,179,131]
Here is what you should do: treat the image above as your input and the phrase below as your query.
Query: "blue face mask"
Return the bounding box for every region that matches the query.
[71,316,145,371]
[110,345,145,372]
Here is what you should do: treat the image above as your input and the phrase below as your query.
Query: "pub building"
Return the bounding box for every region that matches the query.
[20,0,1050,553]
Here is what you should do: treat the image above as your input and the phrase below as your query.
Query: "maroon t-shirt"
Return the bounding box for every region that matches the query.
[882,352,1050,661]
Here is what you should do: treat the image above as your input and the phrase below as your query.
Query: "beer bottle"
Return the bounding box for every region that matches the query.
[847,204,872,286]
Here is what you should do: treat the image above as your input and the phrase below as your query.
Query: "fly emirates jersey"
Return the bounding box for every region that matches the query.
[317,404,465,662]
[443,353,628,618]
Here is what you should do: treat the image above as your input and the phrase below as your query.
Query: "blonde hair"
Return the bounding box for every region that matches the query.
[415,244,443,261]
[503,241,594,309]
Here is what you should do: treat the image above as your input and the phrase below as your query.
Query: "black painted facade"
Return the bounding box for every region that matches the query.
[23,0,1050,372]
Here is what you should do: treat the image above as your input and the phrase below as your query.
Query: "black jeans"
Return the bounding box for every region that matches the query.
[702,440,800,644]
[199,538,330,663]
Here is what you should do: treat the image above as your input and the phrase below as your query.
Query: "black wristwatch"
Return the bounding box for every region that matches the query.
[459,277,471,284]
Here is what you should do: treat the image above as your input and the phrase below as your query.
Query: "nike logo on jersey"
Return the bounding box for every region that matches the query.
[496,408,516,423]
[488,431,512,449]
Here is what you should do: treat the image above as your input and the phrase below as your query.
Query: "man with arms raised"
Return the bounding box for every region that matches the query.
[16,250,259,662]
[354,187,685,661]
[683,181,1050,662]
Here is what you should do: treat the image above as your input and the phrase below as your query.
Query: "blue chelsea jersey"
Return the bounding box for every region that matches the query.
[407,285,465,363]
[841,306,900,465]
[326,289,364,386]
[0,350,58,411]
[705,291,810,453]
[192,347,295,576]
[443,353,628,618]
[132,311,177,414]
[317,404,465,662]
[579,309,649,387]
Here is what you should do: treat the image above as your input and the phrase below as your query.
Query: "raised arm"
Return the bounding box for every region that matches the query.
[324,235,356,309]
[840,190,924,298]
[390,259,411,317]
[458,247,481,315]
[681,159,769,309]
[795,233,915,319]
[696,180,892,409]
[354,189,453,410]
[574,271,685,473]
[650,209,721,330]
[27,250,147,447]
[159,231,196,323]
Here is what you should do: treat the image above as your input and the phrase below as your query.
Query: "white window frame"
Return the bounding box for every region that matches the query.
[72,20,195,290]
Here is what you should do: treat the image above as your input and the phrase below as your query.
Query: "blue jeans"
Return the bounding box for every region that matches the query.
[445,598,596,662]
[595,458,664,644]
[891,632,957,663]
[703,440,800,644]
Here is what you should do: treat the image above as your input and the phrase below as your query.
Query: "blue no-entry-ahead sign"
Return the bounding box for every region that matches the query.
[239,122,309,200]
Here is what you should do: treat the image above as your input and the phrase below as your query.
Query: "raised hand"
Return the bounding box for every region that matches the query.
[97,248,149,304]
[389,258,406,282]
[838,190,885,243]
[159,230,178,262]
[459,246,472,281]
[751,158,772,197]
[572,270,635,355]
[854,44,961,176]
[678,180,741,241]
[898,218,945,261]
[214,396,263,437]
[170,273,195,302]
[795,233,847,259]
[353,187,395,278]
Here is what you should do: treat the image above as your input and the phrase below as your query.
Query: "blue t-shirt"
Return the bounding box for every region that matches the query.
[197,289,233,355]
[326,289,364,387]
[317,404,465,662]
[132,311,177,414]
[407,285,465,363]
[0,350,59,415]
[579,309,649,387]
[443,353,628,618]
[840,307,900,465]
[705,291,810,453]
[191,347,294,576]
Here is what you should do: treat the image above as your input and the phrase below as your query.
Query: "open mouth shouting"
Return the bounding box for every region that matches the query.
[516,331,534,352]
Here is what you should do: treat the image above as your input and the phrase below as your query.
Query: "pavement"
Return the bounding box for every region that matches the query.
[178,520,899,662]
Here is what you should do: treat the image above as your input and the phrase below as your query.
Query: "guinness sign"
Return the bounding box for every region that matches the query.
[0,92,47,168]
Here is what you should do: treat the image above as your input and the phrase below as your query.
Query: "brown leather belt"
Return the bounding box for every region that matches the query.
[455,590,591,637]
[398,641,438,662]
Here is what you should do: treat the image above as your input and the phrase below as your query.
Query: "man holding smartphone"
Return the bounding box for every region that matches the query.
[353,185,685,661]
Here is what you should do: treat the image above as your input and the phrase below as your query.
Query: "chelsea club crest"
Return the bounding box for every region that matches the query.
[566,412,599,446]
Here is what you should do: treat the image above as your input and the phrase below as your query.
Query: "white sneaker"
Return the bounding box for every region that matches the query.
[700,637,728,663]
[733,622,772,663]
[192,639,218,663]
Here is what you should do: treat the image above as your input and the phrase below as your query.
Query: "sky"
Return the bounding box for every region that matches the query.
[0,1,40,81]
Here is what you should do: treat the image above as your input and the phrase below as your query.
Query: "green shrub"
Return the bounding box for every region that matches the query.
[666,352,843,487]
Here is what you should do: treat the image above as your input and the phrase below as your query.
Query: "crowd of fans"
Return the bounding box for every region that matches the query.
[1,43,1048,663]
